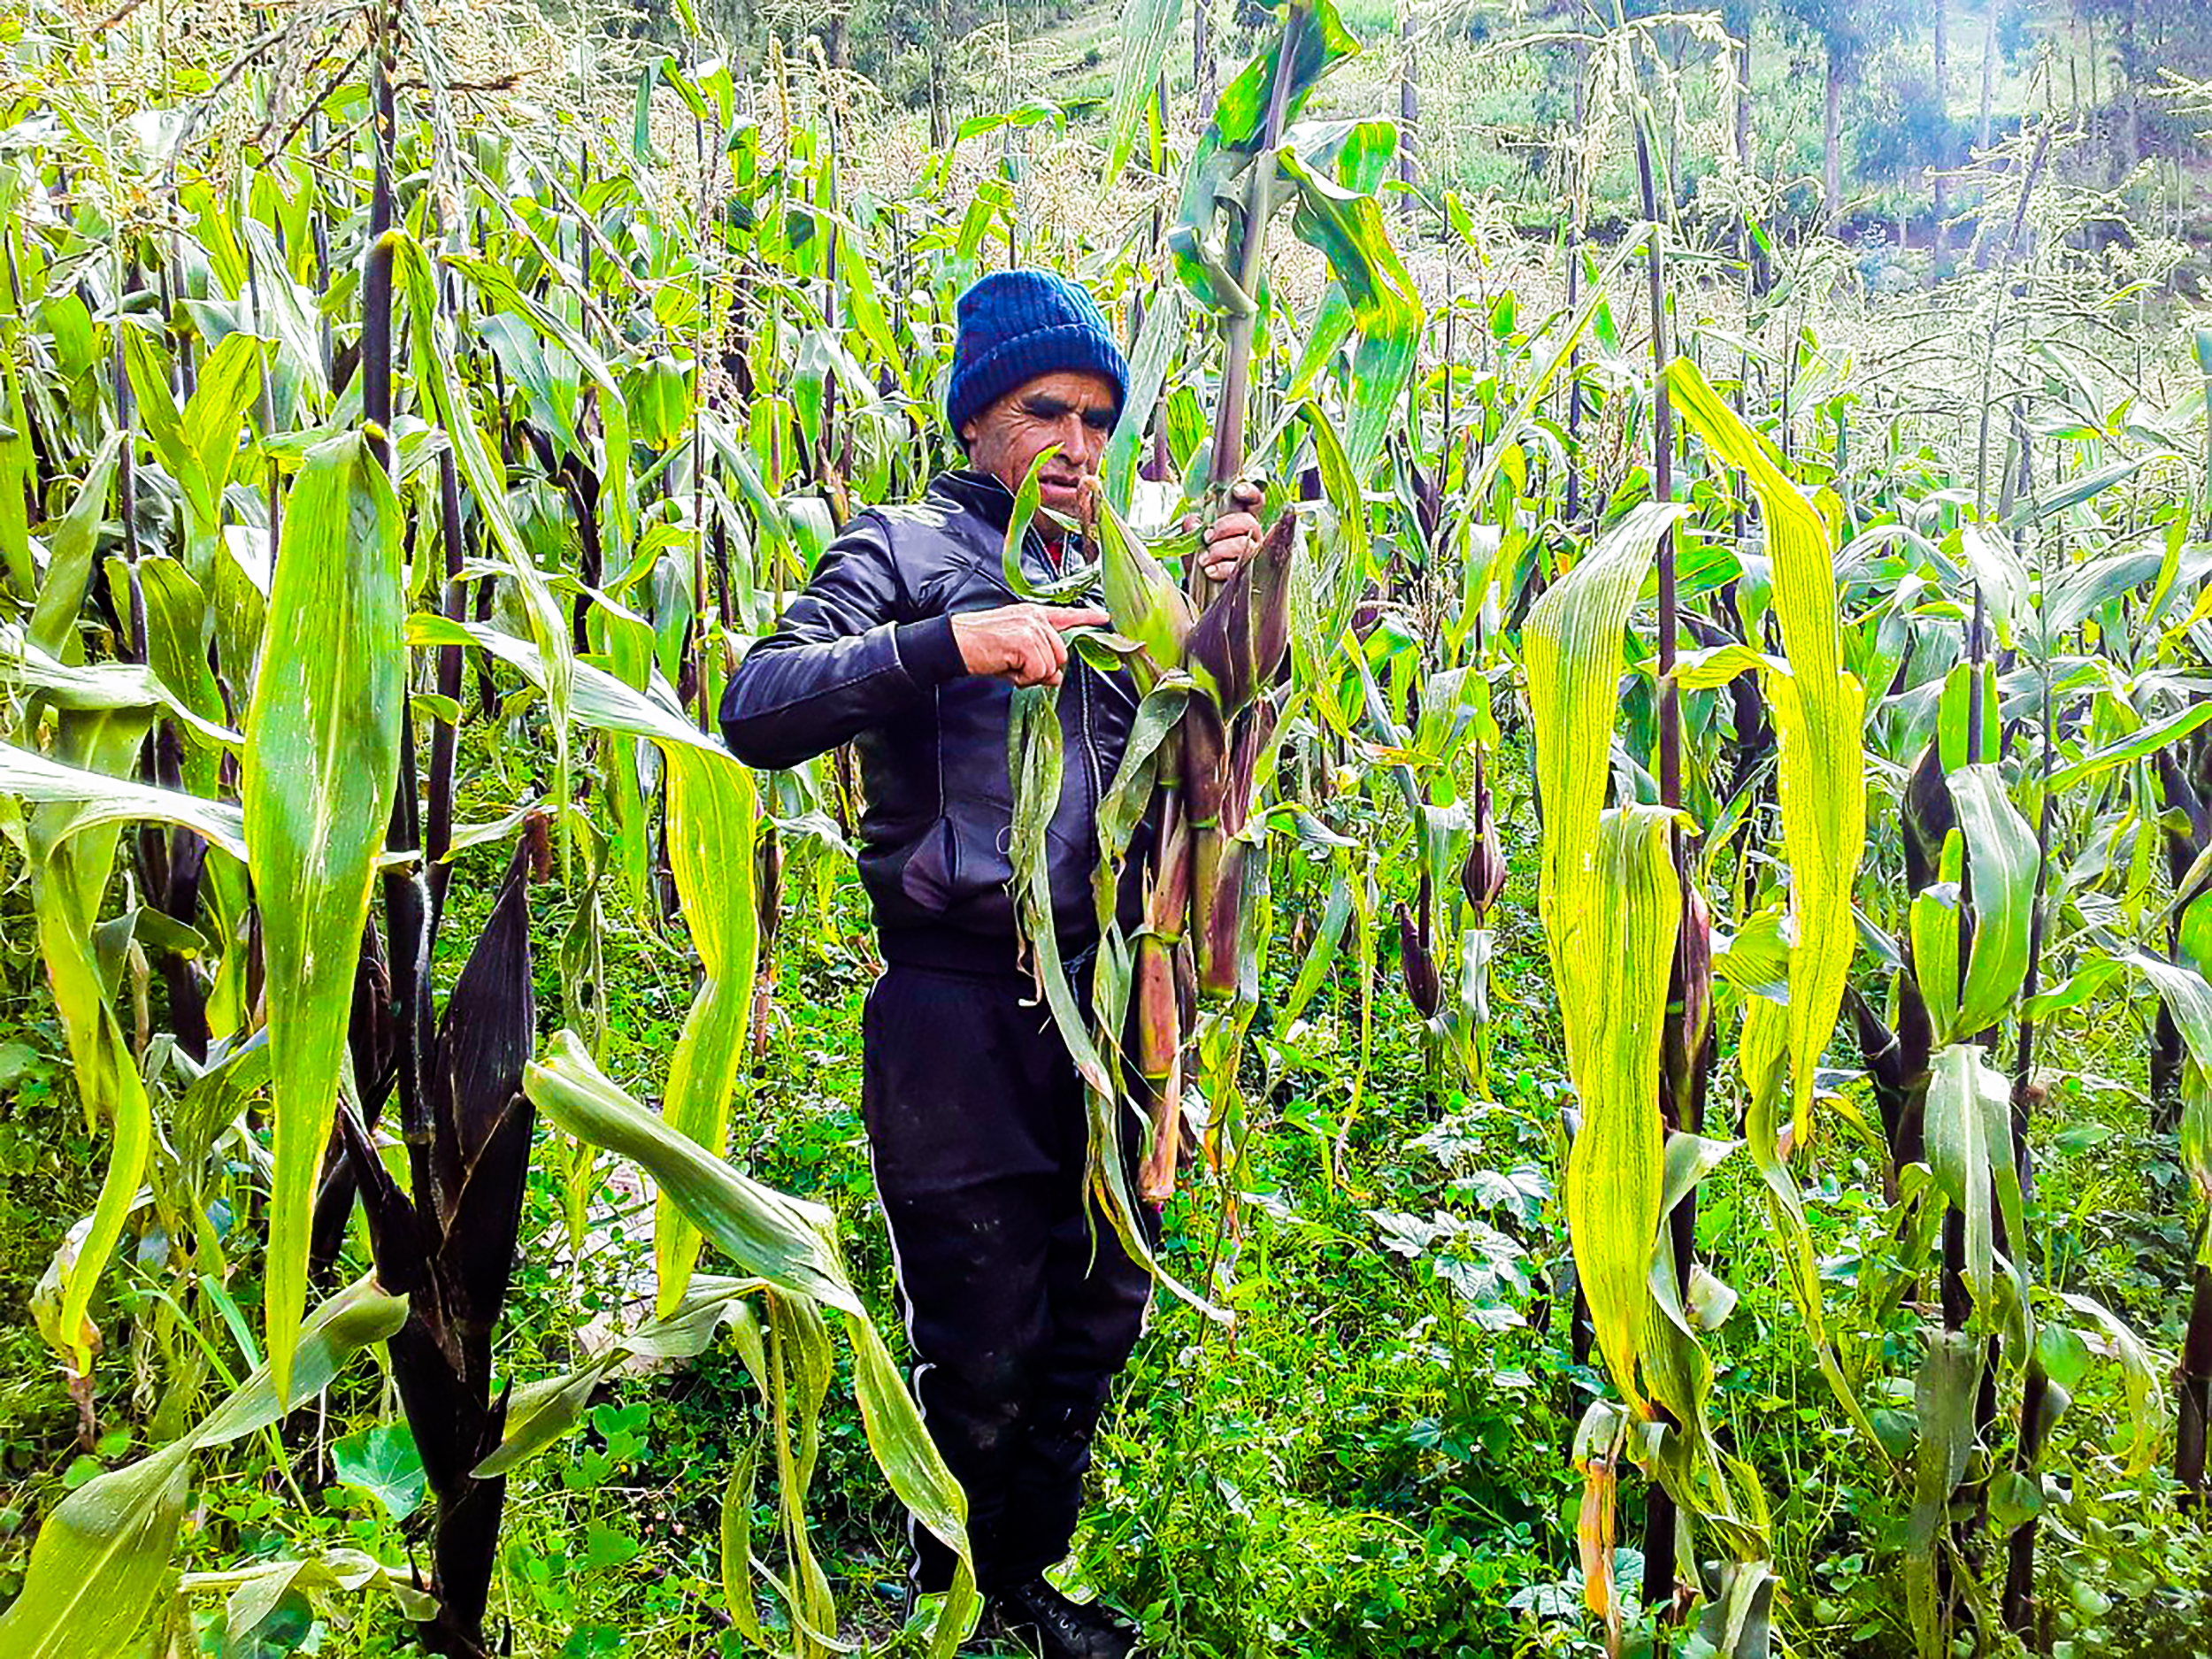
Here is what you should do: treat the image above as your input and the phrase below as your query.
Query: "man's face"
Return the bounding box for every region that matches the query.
[960,370,1119,518]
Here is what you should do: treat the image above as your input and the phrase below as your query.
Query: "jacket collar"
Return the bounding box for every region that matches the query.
[927,468,1071,557]
[927,468,1018,531]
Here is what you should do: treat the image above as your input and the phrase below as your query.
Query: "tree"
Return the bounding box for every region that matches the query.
[1775,0,1907,229]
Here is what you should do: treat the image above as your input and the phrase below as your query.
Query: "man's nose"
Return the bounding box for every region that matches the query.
[1066,415,1103,465]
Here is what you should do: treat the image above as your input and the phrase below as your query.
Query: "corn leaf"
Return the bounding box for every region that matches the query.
[0,1277,403,1659]
[1524,498,1690,1409]
[394,234,577,867]
[1100,0,1180,181]
[1737,996,1884,1449]
[524,1032,977,1658]
[1924,1042,2027,1329]
[1668,358,1866,1146]
[242,430,405,1398]
[27,434,119,660]
[1906,1330,1982,1653]
[654,745,762,1315]
[0,742,249,863]
[1947,763,2038,1037]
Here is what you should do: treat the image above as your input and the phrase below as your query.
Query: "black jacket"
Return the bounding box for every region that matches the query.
[719,471,1142,955]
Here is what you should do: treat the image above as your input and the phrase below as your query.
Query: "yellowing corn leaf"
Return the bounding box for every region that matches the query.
[1565,806,1678,1414]
[1525,500,1687,1411]
[1668,359,1865,1148]
[243,431,405,1398]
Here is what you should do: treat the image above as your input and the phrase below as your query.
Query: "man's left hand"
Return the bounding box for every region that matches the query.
[1186,480,1266,584]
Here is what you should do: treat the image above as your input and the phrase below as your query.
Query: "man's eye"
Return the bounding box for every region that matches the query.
[1082,411,1114,432]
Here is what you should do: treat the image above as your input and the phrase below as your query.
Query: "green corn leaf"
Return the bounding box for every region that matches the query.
[477,1277,764,1479]
[1668,358,1865,1148]
[1906,1330,1983,1655]
[1278,144,1418,479]
[4,623,241,749]
[394,234,577,869]
[0,1439,192,1659]
[27,434,119,660]
[1100,0,1180,181]
[1923,1043,2026,1329]
[408,614,721,759]
[2055,1289,2162,1475]
[1209,0,1358,155]
[1947,764,2038,1037]
[20,711,150,1378]
[0,350,35,596]
[242,430,404,1398]
[1104,285,1185,516]
[1739,997,1884,1449]
[1096,493,1194,677]
[654,745,762,1316]
[0,742,249,864]
[1524,499,1686,941]
[2046,698,2212,791]
[0,1276,403,1659]
[527,1031,859,1316]
[524,1032,978,1657]
[719,1439,765,1645]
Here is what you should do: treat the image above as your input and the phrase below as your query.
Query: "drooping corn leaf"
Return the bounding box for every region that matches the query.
[1906,1330,1983,1655]
[1524,499,1687,936]
[654,745,762,1315]
[20,710,149,1376]
[477,1276,764,1479]
[3,622,241,749]
[1737,997,1884,1450]
[0,742,249,863]
[523,1033,977,1659]
[1923,1043,2027,1333]
[529,1033,856,1313]
[0,1277,404,1659]
[1668,358,1866,1146]
[1559,806,1679,1414]
[2056,1288,2163,1475]
[242,431,405,1398]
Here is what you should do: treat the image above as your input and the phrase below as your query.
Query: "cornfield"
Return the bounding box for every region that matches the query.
[3,0,2212,1655]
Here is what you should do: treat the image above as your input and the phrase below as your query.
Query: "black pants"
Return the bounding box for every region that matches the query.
[861,955,1154,1595]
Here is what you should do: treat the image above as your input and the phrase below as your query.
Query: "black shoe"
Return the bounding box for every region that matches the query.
[1056,1590,1139,1659]
[990,1575,1133,1659]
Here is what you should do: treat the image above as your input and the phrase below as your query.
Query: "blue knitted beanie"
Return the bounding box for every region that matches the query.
[946,270,1130,438]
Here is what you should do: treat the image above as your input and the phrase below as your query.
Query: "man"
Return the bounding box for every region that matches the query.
[720,269,1263,1659]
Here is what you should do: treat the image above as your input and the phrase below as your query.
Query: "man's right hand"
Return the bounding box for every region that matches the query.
[950,603,1110,688]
